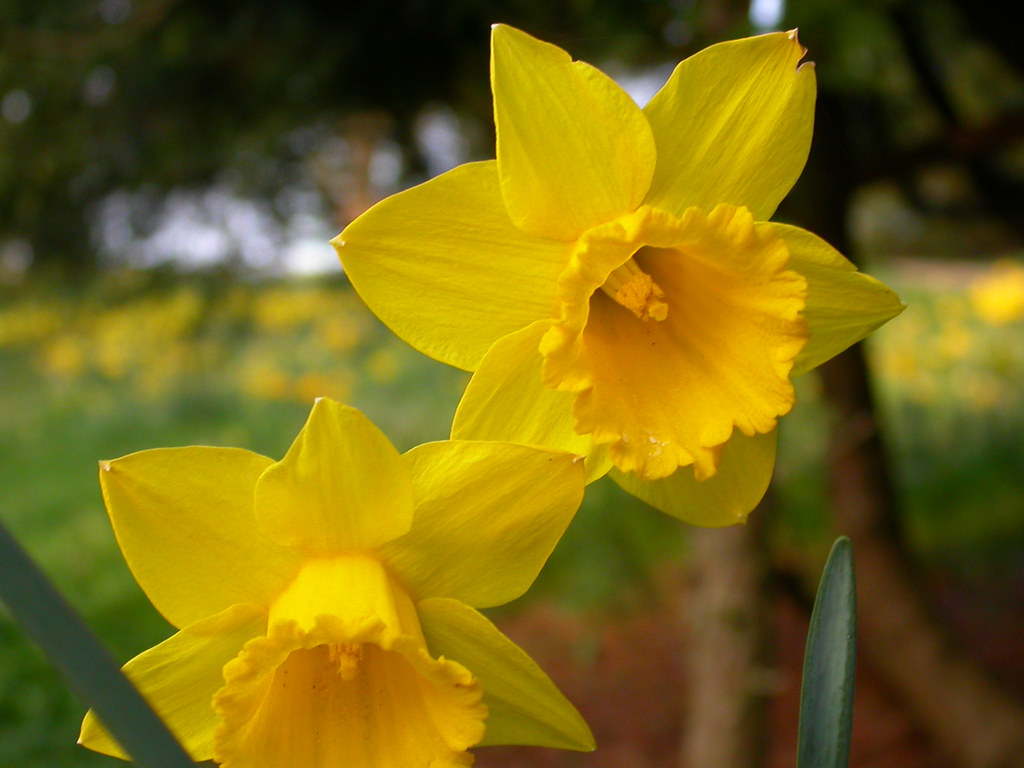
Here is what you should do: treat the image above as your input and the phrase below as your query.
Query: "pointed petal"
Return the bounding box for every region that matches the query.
[79,604,266,761]
[255,399,414,554]
[335,161,569,371]
[611,429,777,525]
[98,448,302,628]
[491,24,656,240]
[643,31,816,220]
[379,441,584,609]
[451,322,612,483]
[775,224,905,375]
[419,598,594,751]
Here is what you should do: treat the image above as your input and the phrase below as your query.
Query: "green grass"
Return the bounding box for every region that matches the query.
[2,260,1023,767]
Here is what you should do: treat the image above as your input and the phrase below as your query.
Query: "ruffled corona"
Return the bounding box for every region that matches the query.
[212,556,487,768]
[541,204,808,480]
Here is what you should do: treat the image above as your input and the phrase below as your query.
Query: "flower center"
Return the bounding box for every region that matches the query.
[541,203,809,481]
[599,257,668,321]
[328,642,365,681]
[214,555,487,768]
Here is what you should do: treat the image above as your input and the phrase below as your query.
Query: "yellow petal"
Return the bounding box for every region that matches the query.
[609,429,777,526]
[546,204,806,480]
[379,440,584,609]
[419,597,594,752]
[255,399,414,554]
[99,447,302,628]
[772,223,905,375]
[491,24,656,240]
[451,321,612,483]
[643,31,816,220]
[334,161,569,371]
[214,583,485,768]
[79,604,267,761]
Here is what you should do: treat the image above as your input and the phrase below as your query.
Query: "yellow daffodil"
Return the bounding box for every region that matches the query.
[79,398,591,767]
[334,25,904,525]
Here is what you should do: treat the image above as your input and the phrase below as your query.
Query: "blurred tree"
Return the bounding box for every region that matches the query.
[1,0,703,272]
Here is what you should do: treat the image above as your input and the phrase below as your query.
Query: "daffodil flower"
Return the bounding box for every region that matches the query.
[79,398,591,767]
[334,25,904,525]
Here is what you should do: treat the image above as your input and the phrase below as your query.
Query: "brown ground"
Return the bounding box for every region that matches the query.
[475,561,1024,768]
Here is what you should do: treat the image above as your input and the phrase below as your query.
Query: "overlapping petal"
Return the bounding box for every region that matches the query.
[418,597,594,751]
[98,448,301,628]
[254,399,414,554]
[79,604,267,761]
[491,24,656,240]
[451,322,613,483]
[379,440,583,608]
[334,161,569,371]
[610,430,778,525]
[773,223,905,375]
[643,31,816,220]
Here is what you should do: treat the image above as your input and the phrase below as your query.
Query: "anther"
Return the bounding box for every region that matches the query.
[599,259,668,321]
[328,643,364,681]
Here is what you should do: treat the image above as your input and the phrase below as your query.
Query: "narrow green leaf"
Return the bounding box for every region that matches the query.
[796,536,857,768]
[0,519,195,768]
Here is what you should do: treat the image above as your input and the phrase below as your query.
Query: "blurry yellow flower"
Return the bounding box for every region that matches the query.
[0,300,63,347]
[238,356,292,401]
[291,371,352,404]
[80,399,591,767]
[252,286,342,334]
[335,25,903,525]
[936,323,970,362]
[318,313,365,351]
[366,347,401,383]
[251,287,318,333]
[970,259,1024,326]
[40,334,86,380]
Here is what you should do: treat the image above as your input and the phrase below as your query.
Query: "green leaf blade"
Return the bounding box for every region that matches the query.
[796,535,857,768]
[0,519,195,768]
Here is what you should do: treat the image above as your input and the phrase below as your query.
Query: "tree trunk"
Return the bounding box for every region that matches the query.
[680,504,773,768]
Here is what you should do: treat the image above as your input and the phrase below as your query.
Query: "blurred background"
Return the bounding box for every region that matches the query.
[2,0,1024,766]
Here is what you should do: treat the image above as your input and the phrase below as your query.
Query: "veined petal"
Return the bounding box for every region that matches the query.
[772,223,905,375]
[379,441,584,609]
[99,448,302,628]
[451,322,613,483]
[79,603,267,761]
[334,161,569,371]
[213,613,485,768]
[419,597,594,752]
[255,399,414,554]
[491,24,656,240]
[610,429,777,526]
[643,31,816,220]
